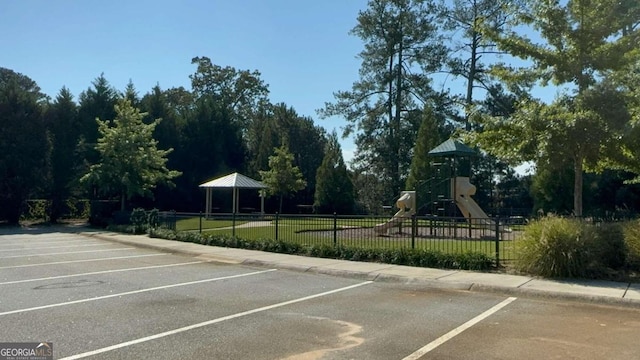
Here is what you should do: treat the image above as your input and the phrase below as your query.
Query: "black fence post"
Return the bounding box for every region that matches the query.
[275,212,279,241]
[172,210,177,231]
[411,214,416,249]
[232,212,236,237]
[199,211,202,234]
[333,212,338,246]
[495,217,500,267]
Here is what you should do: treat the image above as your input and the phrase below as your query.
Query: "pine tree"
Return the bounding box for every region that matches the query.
[314,132,355,214]
[46,87,80,222]
[406,107,446,210]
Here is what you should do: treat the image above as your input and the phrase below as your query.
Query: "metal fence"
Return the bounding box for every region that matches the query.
[159,212,522,265]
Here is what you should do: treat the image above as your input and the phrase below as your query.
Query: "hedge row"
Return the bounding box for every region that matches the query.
[148,228,494,271]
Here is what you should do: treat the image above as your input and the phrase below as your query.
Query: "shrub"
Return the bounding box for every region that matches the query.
[147,208,159,229]
[149,227,177,240]
[589,223,626,274]
[623,220,640,270]
[147,228,494,271]
[130,208,148,234]
[89,200,119,227]
[21,200,50,222]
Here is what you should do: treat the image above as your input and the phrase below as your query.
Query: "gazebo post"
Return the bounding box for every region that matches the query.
[232,187,238,214]
[205,188,211,218]
[260,190,265,215]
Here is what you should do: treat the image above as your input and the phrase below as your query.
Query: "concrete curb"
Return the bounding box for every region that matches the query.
[81,231,640,308]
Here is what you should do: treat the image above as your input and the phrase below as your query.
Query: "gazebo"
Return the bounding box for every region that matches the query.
[199,172,267,215]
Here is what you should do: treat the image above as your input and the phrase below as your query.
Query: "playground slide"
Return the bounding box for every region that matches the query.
[455,195,495,227]
[375,191,415,234]
[374,208,413,234]
[453,177,509,231]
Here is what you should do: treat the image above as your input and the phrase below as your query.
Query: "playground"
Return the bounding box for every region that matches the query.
[172,139,521,262]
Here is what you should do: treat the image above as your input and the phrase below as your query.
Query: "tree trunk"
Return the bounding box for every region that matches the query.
[121,191,126,212]
[465,25,479,131]
[394,40,403,194]
[573,155,583,217]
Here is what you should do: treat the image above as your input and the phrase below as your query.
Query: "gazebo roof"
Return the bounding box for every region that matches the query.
[428,139,477,157]
[199,172,267,189]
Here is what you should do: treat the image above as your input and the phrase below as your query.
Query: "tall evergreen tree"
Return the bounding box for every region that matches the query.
[46,87,80,222]
[123,79,140,108]
[77,74,119,178]
[140,85,188,210]
[405,107,449,211]
[440,0,525,129]
[314,131,355,214]
[0,68,49,224]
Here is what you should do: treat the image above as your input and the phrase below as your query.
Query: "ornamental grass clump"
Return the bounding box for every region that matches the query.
[515,216,592,278]
[516,216,628,278]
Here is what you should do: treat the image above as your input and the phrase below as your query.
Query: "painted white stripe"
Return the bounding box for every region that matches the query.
[0,239,92,247]
[0,261,205,285]
[0,269,278,316]
[402,297,517,360]
[0,243,108,252]
[0,254,166,270]
[60,281,373,360]
[0,247,133,259]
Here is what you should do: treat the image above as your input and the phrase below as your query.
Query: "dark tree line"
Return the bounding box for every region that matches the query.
[0,59,351,224]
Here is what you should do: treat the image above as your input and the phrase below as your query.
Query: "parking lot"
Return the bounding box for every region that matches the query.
[1,229,640,359]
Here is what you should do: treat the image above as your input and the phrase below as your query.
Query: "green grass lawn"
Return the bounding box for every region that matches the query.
[176,217,249,231]
[198,218,516,261]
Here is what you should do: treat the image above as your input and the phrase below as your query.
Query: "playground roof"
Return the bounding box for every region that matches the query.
[199,172,267,189]
[428,139,477,157]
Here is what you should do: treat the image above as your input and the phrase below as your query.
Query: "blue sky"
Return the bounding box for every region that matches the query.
[1,0,547,172]
[1,0,370,161]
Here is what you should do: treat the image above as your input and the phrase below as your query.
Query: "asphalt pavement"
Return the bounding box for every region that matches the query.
[79,228,640,307]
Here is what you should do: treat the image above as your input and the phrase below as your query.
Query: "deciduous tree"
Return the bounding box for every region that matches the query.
[260,145,307,213]
[81,99,181,211]
[473,0,639,216]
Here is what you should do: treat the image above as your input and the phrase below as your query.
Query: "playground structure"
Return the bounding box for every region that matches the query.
[374,191,415,234]
[376,139,507,235]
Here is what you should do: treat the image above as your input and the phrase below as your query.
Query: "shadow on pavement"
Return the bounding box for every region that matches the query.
[0,222,100,236]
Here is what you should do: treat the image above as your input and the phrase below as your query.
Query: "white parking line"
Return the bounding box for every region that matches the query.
[0,247,134,259]
[0,269,278,316]
[0,254,166,270]
[402,297,517,360]
[0,243,109,252]
[0,239,93,248]
[0,261,206,285]
[60,281,373,360]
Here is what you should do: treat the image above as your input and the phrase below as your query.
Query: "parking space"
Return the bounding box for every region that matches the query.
[1,231,639,359]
